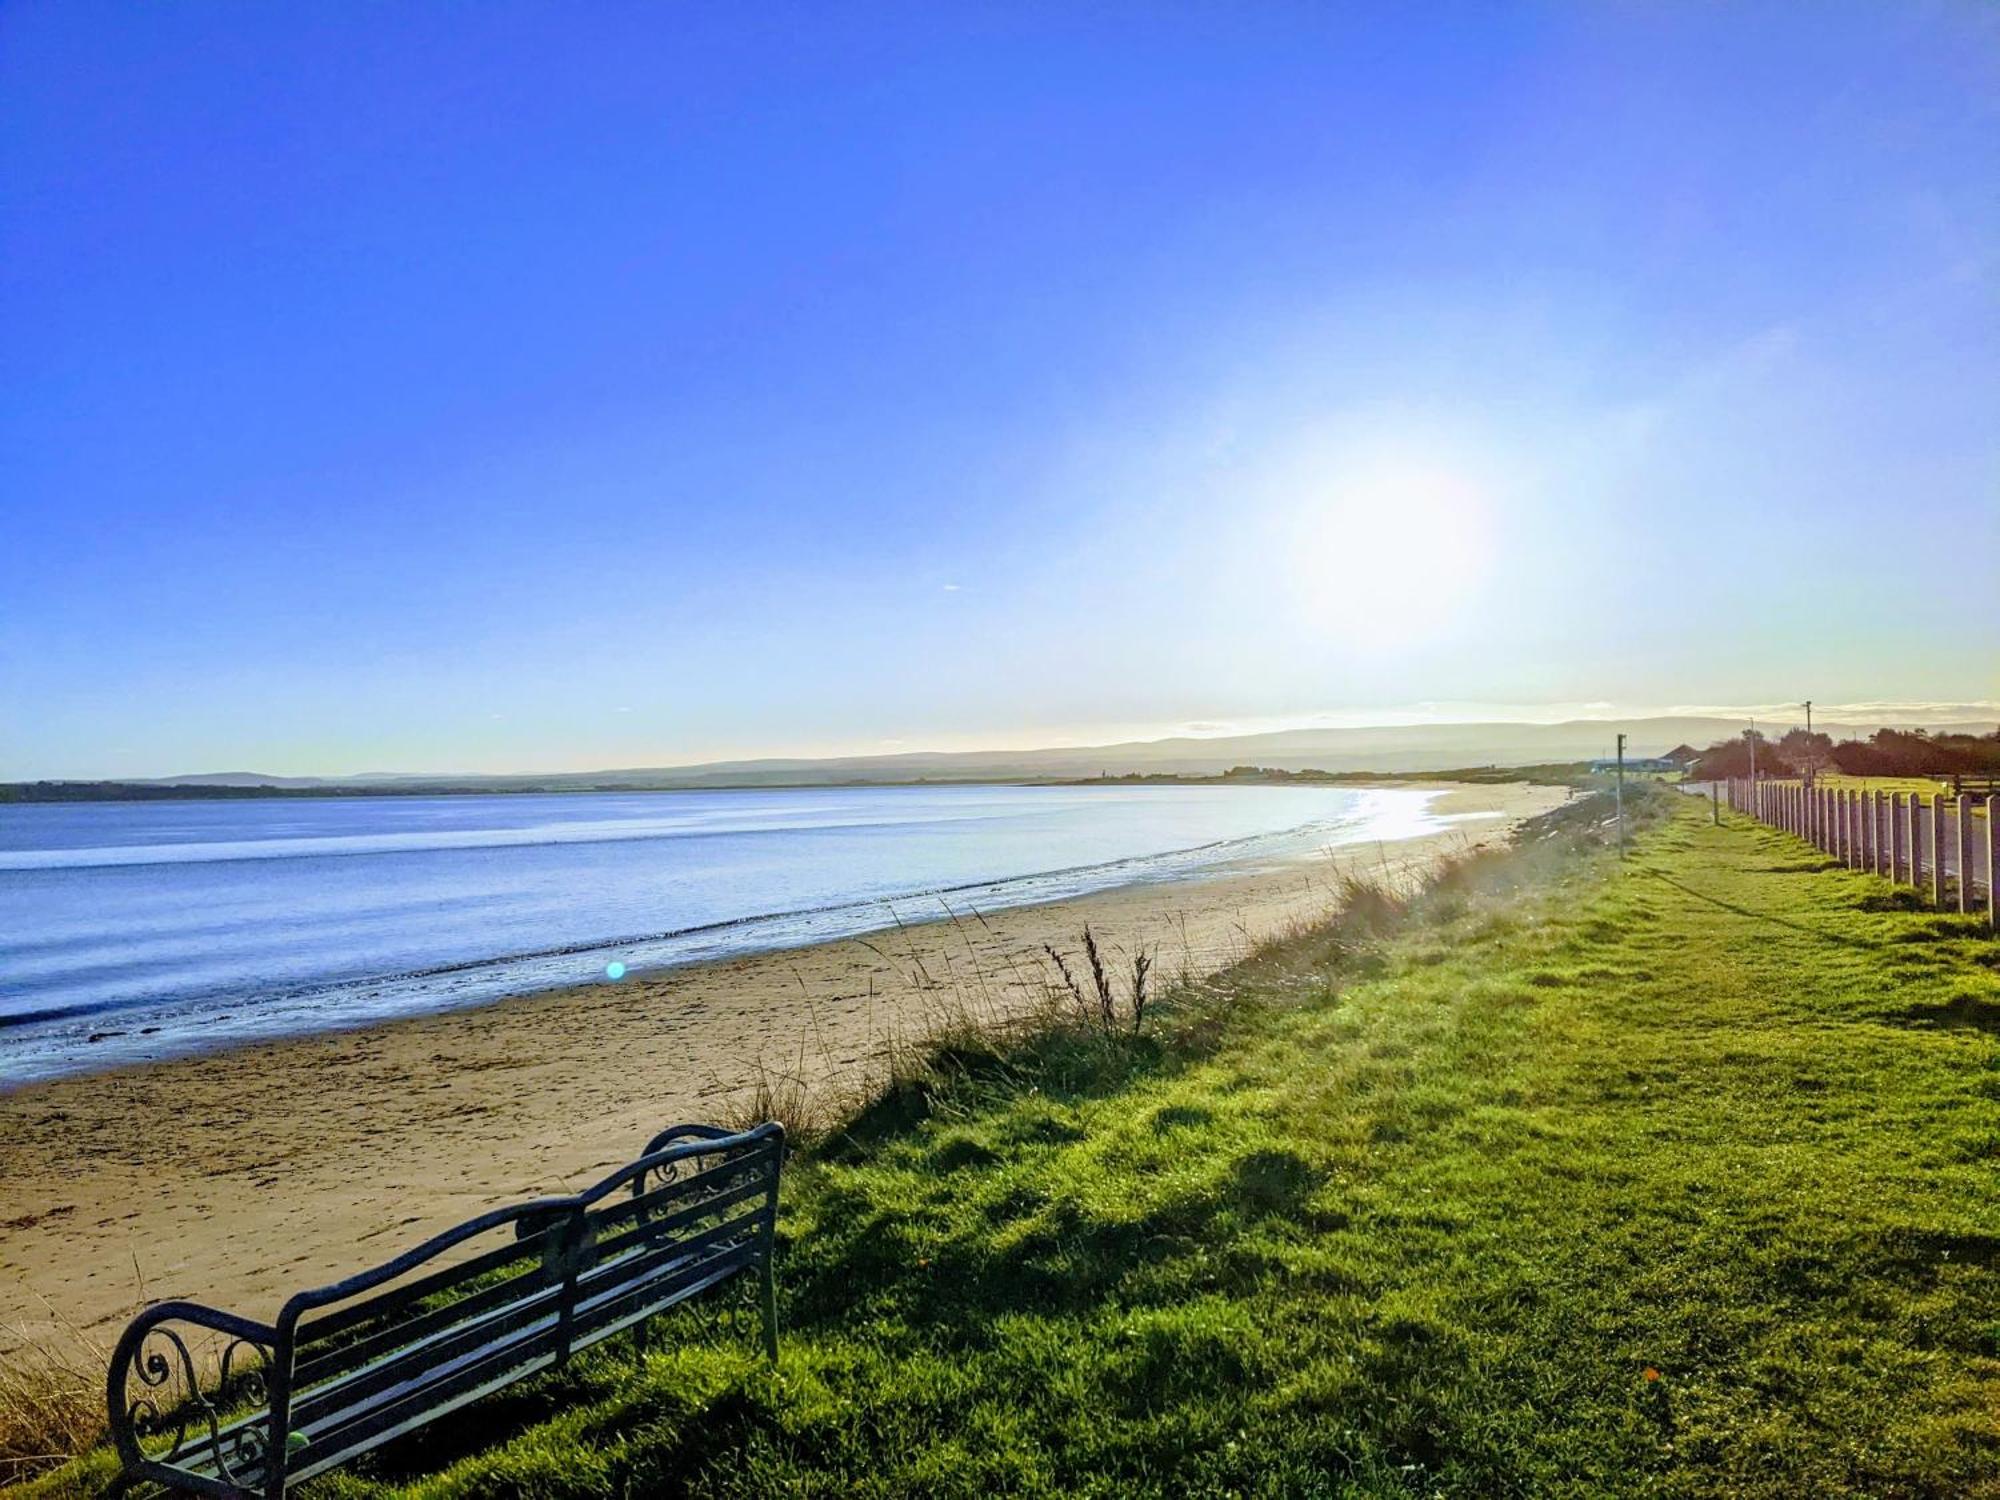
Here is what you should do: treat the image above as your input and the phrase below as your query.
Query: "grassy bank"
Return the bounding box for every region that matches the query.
[25,789,2000,1497]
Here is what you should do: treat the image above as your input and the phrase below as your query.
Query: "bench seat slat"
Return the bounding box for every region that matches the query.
[292,1198,765,1436]
[290,1347,562,1485]
[290,1277,563,1429]
[291,1197,766,1428]
[293,1254,552,1387]
[294,1303,563,1463]
[299,1239,756,1473]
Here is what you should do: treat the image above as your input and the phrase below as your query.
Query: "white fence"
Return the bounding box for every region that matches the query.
[1724,779,1997,930]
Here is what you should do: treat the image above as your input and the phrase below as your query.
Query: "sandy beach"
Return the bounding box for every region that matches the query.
[0,782,1565,1362]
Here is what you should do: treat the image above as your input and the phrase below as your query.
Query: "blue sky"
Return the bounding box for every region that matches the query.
[3,3,1995,777]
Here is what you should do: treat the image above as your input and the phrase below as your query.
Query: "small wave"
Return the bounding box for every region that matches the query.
[0,786,1446,1087]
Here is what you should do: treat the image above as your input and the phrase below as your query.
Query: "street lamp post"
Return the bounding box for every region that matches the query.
[1803,700,1814,788]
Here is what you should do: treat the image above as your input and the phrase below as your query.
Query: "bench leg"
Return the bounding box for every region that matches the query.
[759,1253,779,1363]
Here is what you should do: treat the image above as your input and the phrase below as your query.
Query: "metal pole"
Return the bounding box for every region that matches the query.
[1615,732,1626,858]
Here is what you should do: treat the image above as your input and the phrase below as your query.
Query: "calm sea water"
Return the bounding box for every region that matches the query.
[0,784,1452,1087]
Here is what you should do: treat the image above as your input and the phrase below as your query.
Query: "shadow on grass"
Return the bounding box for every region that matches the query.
[1883,992,2000,1036]
[1860,889,1930,913]
[1641,871,1894,953]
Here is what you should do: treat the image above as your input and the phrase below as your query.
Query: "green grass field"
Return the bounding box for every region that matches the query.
[31,790,2000,1498]
[1817,772,1992,803]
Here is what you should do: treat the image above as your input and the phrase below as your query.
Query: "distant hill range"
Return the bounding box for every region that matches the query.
[12,713,1995,800]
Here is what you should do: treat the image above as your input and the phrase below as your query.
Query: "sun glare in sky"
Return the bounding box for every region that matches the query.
[2,4,1994,777]
[1281,449,1497,651]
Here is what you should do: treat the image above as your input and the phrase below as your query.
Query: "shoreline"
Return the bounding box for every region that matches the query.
[3,779,1498,1088]
[0,770,1566,805]
[0,782,1566,1361]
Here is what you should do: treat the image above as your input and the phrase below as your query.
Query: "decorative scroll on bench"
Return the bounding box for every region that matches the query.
[106,1121,784,1498]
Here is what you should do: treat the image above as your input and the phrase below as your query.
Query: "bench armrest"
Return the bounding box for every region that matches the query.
[108,1300,282,1497]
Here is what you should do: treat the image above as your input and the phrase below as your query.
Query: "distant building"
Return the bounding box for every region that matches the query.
[1663,744,1702,768]
[1589,755,1680,774]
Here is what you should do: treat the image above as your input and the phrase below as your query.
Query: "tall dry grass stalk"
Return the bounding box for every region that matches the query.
[718,838,1496,1149]
[0,1303,111,1485]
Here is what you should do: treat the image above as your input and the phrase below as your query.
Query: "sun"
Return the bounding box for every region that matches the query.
[1285,458,1495,649]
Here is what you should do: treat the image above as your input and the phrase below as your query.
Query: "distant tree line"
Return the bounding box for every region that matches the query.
[0,780,578,803]
[1688,727,2000,782]
[0,780,316,803]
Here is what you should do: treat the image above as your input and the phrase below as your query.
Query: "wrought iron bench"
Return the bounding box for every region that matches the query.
[106,1121,783,1497]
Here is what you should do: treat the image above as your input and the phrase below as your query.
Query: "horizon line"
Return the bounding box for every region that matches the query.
[16,701,1999,786]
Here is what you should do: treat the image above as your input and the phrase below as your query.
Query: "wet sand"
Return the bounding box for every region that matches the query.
[0,782,1565,1361]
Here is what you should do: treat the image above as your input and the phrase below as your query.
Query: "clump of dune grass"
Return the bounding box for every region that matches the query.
[0,1317,109,1485]
[719,1056,824,1146]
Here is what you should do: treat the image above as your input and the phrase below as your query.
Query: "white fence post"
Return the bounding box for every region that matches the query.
[1989,795,1998,931]
[1956,795,1971,914]
[1913,794,1927,897]
[1908,793,1918,888]
[1909,795,1922,889]
[1928,793,1942,908]
[1891,792,1901,880]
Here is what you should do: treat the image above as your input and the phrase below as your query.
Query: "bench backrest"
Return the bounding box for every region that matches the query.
[274,1122,782,1487]
[107,1122,783,1498]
